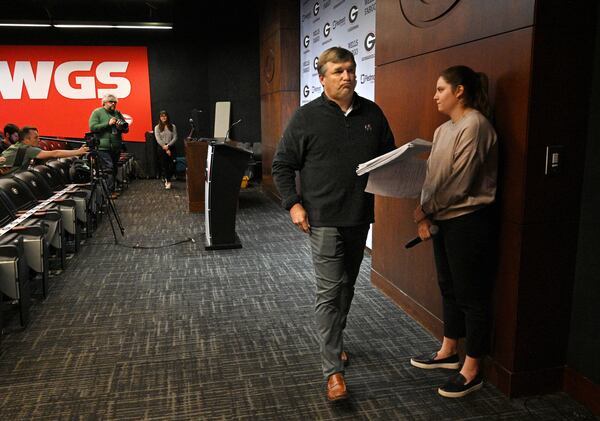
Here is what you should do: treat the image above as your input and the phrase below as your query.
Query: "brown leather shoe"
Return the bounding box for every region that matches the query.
[327,373,348,401]
[340,351,349,366]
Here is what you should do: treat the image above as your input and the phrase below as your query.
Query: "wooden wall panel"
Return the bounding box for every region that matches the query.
[260,89,299,196]
[521,4,596,225]
[259,0,299,199]
[260,30,300,96]
[259,0,299,42]
[377,0,535,65]
[513,221,579,371]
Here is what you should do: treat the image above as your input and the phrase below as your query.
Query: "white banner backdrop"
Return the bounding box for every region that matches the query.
[299,0,378,248]
[300,0,376,105]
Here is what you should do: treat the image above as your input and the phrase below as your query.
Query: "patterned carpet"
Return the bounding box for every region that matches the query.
[0,180,596,420]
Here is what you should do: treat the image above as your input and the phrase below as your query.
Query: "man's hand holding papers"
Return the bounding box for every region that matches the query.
[356,138,432,198]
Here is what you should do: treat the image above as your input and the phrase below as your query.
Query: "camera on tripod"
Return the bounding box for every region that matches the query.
[111,119,129,135]
[84,132,100,149]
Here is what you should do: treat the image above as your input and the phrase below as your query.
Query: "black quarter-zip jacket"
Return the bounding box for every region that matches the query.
[272,93,395,227]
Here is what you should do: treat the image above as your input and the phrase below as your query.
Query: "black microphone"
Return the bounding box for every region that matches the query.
[187,118,197,140]
[224,118,243,142]
[405,225,439,249]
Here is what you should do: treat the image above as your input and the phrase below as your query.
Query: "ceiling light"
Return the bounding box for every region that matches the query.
[0,22,51,27]
[52,22,172,30]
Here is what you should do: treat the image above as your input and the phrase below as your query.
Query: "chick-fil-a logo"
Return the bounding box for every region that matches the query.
[0,45,151,141]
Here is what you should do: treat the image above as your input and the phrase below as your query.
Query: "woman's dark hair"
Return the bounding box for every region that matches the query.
[157,110,173,132]
[440,65,491,118]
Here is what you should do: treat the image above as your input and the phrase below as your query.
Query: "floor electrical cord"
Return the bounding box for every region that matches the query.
[85,237,196,249]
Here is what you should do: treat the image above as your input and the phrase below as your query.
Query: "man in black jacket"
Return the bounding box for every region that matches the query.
[272,47,395,401]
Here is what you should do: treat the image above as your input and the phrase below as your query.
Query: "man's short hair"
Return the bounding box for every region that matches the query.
[4,123,19,137]
[18,126,38,141]
[102,93,118,104]
[317,47,356,76]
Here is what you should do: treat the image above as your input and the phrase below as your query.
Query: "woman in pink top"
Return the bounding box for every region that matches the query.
[411,65,498,398]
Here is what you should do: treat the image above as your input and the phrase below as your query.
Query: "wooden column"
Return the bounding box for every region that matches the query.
[373,0,596,397]
[184,139,208,212]
[259,0,299,200]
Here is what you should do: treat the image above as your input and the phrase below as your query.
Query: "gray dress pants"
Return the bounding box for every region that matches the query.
[309,224,370,378]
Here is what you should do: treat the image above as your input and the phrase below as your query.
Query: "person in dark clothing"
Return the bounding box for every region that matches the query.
[1,123,19,152]
[272,47,395,402]
[154,110,177,189]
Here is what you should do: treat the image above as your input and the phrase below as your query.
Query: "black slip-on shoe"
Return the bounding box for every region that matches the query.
[438,372,483,398]
[410,352,460,369]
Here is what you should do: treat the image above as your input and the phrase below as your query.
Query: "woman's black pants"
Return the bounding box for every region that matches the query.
[158,146,175,180]
[433,206,497,358]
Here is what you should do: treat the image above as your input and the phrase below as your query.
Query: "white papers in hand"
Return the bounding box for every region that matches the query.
[356,138,432,198]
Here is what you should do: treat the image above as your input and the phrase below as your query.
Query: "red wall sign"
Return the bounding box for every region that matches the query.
[0,45,151,142]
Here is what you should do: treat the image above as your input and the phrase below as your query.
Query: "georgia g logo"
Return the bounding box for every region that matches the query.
[349,5,359,23]
[364,32,376,51]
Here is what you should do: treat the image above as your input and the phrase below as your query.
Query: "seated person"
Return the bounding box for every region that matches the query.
[1,123,19,152]
[0,126,88,175]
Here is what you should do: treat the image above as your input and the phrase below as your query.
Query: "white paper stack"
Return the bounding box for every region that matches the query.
[356,138,432,198]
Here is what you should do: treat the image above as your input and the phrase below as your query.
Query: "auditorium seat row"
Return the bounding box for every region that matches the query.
[0,152,135,333]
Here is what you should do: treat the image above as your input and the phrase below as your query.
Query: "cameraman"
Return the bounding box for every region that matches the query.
[88,93,128,198]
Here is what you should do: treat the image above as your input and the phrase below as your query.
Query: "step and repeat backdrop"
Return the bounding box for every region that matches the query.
[300,0,378,247]
[0,45,152,141]
[300,0,376,105]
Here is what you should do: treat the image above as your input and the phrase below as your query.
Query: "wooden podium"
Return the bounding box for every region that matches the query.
[184,139,208,212]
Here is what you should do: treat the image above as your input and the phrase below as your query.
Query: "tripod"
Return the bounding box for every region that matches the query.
[86,150,125,244]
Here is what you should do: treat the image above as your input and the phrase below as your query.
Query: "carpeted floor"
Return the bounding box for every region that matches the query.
[0,180,597,420]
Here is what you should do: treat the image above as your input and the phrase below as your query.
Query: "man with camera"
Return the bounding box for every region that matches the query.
[88,93,129,198]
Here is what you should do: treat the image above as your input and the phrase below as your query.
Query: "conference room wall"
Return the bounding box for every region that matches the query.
[0,2,261,168]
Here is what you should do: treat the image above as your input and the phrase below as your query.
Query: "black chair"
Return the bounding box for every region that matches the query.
[0,177,65,271]
[56,159,95,236]
[32,164,65,190]
[12,170,81,251]
[45,160,72,185]
[0,236,31,327]
[33,163,95,236]
[0,185,52,300]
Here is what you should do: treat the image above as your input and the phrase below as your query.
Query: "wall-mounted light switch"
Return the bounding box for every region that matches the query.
[545,145,564,175]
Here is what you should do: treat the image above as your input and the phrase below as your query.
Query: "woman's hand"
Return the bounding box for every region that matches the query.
[417,218,433,241]
[414,204,427,223]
